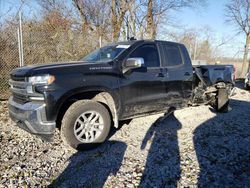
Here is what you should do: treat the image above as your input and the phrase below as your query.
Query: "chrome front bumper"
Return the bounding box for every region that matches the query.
[8,96,56,140]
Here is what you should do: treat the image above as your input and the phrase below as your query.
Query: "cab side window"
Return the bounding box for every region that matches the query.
[161,43,183,66]
[129,44,160,67]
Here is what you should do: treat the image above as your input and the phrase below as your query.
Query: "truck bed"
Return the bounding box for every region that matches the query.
[193,65,234,86]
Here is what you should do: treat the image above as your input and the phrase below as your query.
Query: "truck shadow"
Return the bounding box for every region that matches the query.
[193,99,250,187]
[234,79,245,90]
[49,96,249,187]
[49,140,127,188]
[140,112,182,187]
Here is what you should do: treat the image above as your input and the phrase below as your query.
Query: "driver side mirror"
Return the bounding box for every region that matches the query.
[123,58,144,73]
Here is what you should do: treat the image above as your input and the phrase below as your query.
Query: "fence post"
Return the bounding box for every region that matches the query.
[194,38,197,61]
[17,28,22,67]
[99,36,102,48]
[18,11,24,67]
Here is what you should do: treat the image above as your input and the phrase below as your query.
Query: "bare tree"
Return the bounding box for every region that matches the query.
[72,0,132,42]
[111,0,134,41]
[225,0,250,77]
[131,0,206,39]
[168,27,213,62]
[72,0,93,33]
[146,0,155,38]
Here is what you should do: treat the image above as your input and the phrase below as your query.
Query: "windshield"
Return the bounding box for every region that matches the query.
[81,44,130,62]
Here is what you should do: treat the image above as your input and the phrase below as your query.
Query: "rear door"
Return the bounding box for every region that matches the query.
[119,42,167,119]
[157,42,193,108]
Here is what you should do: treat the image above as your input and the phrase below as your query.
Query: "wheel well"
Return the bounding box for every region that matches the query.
[56,91,118,129]
[92,92,118,128]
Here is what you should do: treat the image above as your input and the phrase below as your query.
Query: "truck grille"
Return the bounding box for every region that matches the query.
[9,77,44,104]
[9,78,30,104]
[10,75,26,82]
[13,93,29,104]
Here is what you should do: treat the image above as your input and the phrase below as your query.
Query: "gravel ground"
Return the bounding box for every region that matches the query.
[0,85,250,188]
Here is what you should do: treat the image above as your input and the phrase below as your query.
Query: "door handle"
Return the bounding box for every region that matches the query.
[184,72,190,76]
[156,72,165,77]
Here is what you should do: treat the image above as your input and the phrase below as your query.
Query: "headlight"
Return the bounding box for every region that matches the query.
[28,75,55,85]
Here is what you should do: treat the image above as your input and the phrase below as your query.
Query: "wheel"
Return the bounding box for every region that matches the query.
[61,100,111,150]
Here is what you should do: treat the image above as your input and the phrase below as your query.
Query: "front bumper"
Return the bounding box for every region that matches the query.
[8,96,56,141]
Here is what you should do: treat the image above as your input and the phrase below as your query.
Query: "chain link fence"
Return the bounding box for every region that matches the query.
[0,25,19,99]
[0,15,105,100]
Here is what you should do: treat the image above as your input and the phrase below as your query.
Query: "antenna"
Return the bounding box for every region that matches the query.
[129,37,136,41]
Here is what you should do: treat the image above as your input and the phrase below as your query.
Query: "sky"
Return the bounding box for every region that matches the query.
[172,0,245,58]
[0,0,246,58]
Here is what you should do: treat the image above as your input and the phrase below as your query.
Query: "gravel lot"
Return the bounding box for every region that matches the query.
[0,84,250,188]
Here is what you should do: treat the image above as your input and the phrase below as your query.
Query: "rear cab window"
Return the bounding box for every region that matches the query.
[158,42,184,67]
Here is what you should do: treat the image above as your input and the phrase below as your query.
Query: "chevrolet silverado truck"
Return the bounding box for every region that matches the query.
[8,40,234,150]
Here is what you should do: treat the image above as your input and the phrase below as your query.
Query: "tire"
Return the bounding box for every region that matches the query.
[61,100,111,150]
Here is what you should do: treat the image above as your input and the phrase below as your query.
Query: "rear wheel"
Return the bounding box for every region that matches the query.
[61,100,111,150]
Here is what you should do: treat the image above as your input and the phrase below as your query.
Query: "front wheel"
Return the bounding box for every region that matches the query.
[61,100,111,150]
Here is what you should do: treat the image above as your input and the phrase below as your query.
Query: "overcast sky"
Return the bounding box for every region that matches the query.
[0,0,246,58]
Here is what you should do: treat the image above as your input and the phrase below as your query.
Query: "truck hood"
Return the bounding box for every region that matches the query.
[10,61,115,77]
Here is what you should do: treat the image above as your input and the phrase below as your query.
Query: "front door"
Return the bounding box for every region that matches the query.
[119,43,166,119]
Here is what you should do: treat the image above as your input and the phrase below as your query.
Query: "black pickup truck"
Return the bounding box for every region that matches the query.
[8,40,234,150]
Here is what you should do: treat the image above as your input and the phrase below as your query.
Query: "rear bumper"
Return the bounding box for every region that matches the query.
[8,96,56,140]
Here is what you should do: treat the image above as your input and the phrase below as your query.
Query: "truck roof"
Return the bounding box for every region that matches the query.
[113,39,183,46]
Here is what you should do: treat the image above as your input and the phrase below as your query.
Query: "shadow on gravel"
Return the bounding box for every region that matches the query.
[49,141,127,188]
[234,79,245,90]
[140,112,182,187]
[193,99,250,187]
